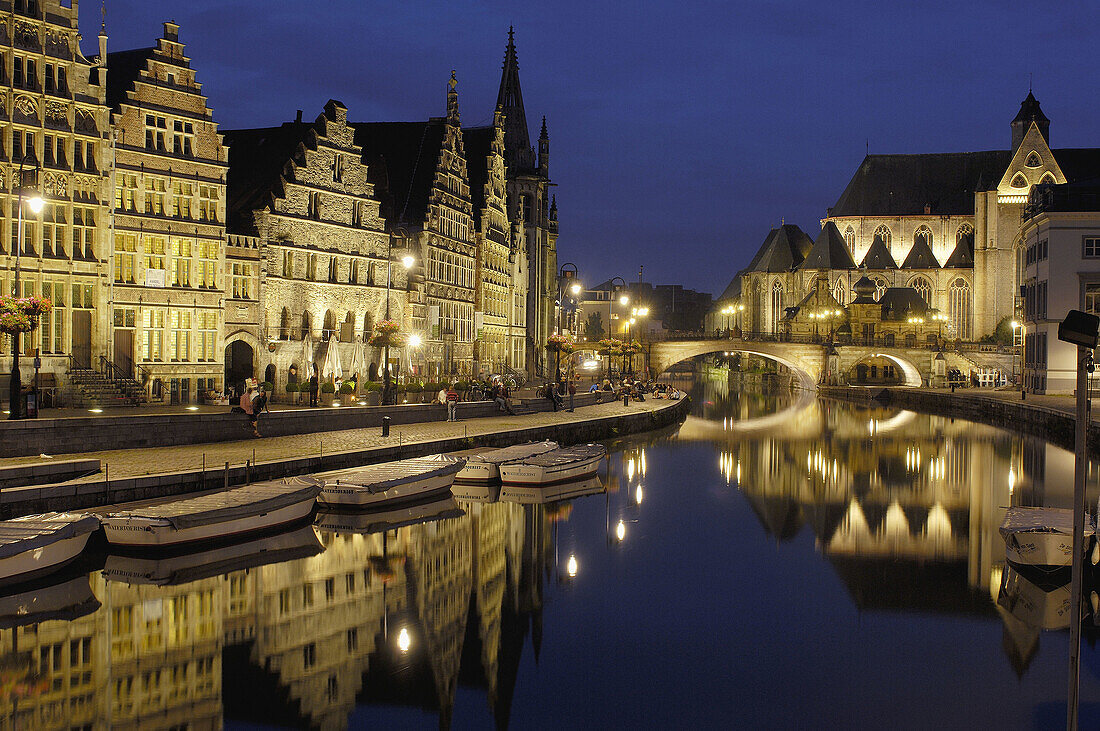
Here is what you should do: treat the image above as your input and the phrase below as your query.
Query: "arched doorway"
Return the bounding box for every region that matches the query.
[225,340,254,396]
[264,363,276,388]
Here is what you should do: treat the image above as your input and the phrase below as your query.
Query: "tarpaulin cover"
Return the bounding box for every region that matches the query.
[0,513,100,560]
[470,441,559,466]
[999,506,1095,539]
[301,454,465,495]
[107,481,322,530]
[521,444,607,468]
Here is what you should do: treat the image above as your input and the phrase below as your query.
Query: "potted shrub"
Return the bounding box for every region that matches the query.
[320,381,335,406]
[262,381,274,395]
[364,381,382,406]
[339,381,354,396]
[285,381,298,405]
[405,379,424,403]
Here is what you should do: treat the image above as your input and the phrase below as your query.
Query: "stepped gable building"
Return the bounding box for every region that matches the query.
[354,73,477,378]
[0,0,111,397]
[463,105,527,373]
[224,100,394,395]
[496,27,556,378]
[107,21,228,404]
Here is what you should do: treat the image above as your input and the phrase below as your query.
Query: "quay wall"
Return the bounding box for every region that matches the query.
[0,397,690,519]
[818,386,1094,455]
[0,394,603,459]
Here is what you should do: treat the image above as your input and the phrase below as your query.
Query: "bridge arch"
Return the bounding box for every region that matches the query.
[842,350,924,387]
[649,340,822,390]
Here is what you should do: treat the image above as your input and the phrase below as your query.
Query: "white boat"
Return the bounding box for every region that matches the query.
[997,563,1072,630]
[100,481,322,548]
[455,441,559,483]
[451,481,502,503]
[0,574,100,629]
[500,475,606,505]
[102,525,325,585]
[1000,506,1095,567]
[305,454,466,509]
[0,512,100,585]
[315,496,465,534]
[498,444,607,486]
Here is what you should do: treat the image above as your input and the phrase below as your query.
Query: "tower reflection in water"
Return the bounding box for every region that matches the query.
[684,367,1096,679]
[0,490,582,730]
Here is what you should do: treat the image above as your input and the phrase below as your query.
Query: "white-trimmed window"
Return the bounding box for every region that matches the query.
[1084,237,1100,258]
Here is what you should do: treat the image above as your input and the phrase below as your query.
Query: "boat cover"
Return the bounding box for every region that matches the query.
[520,444,607,467]
[998,506,1096,538]
[107,482,322,530]
[315,497,466,535]
[0,513,100,561]
[470,441,559,465]
[0,576,100,629]
[301,455,466,495]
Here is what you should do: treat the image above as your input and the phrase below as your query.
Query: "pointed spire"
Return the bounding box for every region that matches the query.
[539,116,548,141]
[447,69,460,125]
[497,27,533,170]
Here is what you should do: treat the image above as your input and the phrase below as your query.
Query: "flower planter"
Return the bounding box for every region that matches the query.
[321,392,334,406]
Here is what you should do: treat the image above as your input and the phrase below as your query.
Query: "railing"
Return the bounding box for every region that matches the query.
[657,330,1019,354]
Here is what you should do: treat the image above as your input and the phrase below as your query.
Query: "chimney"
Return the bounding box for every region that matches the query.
[295,110,303,124]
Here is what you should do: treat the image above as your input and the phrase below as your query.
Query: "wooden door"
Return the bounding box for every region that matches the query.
[72,311,91,368]
[114,329,134,378]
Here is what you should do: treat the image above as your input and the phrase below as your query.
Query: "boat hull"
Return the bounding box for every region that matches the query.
[499,455,602,486]
[0,532,93,586]
[454,461,500,483]
[500,476,605,505]
[318,473,456,508]
[102,499,315,548]
[1004,530,1087,567]
[451,482,502,503]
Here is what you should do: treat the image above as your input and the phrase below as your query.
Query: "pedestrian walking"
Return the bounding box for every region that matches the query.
[446,382,459,422]
[567,378,576,412]
[309,365,319,407]
[239,382,261,437]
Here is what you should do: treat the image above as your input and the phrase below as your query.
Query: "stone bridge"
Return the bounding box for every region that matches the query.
[647,337,979,389]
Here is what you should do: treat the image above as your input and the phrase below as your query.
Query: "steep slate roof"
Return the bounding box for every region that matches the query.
[353,120,446,227]
[224,121,316,236]
[1013,91,1049,125]
[105,47,155,112]
[801,222,857,270]
[745,224,814,273]
[462,125,493,229]
[716,272,743,302]
[900,237,941,269]
[830,148,1100,218]
[860,235,897,269]
[879,287,930,320]
[943,238,974,268]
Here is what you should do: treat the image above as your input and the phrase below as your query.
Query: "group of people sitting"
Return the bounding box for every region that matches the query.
[588,377,683,403]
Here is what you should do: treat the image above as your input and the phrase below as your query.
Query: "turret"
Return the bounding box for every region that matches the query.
[447,69,460,126]
[1011,91,1050,153]
[538,116,549,174]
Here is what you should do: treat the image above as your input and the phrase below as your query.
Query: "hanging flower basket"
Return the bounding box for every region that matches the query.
[597,338,622,356]
[620,340,641,357]
[18,296,51,318]
[546,333,575,354]
[368,319,407,348]
[0,296,50,335]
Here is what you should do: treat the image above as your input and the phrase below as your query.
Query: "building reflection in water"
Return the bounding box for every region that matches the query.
[0,487,581,730]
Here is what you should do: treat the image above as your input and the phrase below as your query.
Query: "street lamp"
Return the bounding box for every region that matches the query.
[1011,320,1021,391]
[8,156,44,420]
[383,238,414,406]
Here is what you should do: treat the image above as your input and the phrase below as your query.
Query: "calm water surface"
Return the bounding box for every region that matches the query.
[3,370,1100,730]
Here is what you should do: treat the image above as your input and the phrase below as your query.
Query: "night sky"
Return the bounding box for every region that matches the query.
[95,1,1100,297]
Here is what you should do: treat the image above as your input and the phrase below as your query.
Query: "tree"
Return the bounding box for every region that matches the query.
[584,311,605,341]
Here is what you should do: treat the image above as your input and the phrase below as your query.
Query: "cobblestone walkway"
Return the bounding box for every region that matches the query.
[0,399,674,481]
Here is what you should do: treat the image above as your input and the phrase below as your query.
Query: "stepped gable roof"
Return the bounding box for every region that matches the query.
[745,224,814,273]
[860,235,897,269]
[901,237,941,269]
[716,272,743,302]
[879,287,930,320]
[353,120,447,227]
[105,47,155,112]
[224,120,316,236]
[943,237,974,268]
[462,125,493,227]
[801,222,857,270]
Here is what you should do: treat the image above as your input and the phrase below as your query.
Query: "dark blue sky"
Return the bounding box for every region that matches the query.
[96,1,1100,296]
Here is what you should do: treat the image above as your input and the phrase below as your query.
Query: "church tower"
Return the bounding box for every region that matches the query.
[497,26,536,172]
[1011,91,1050,153]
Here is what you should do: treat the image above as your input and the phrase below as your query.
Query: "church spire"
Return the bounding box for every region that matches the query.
[497,26,534,170]
[447,69,460,125]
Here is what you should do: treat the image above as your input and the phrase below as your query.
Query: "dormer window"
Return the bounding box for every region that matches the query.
[1025,151,1042,168]
[1039,172,1056,185]
[1011,173,1028,189]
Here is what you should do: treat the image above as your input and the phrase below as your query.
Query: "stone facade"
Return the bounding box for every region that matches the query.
[0,0,110,388]
[107,21,228,404]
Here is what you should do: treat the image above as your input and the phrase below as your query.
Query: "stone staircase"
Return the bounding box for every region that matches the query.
[66,367,147,407]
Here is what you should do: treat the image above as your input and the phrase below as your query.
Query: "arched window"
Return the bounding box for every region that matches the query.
[873,225,891,247]
[956,223,974,245]
[1011,173,1028,189]
[1039,172,1056,185]
[322,310,337,341]
[1025,151,1042,168]
[306,254,317,280]
[769,280,783,334]
[844,226,855,251]
[362,312,374,339]
[909,276,932,307]
[872,276,887,301]
[949,278,973,340]
[832,278,847,306]
[914,225,932,250]
[280,307,291,340]
[350,260,359,284]
[300,311,312,340]
[328,256,338,282]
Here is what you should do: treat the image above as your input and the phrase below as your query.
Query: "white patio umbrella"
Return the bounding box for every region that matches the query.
[320,338,343,380]
[347,337,367,382]
[300,332,315,375]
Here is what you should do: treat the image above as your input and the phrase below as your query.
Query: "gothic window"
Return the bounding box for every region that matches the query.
[873,224,891,249]
[322,310,337,341]
[956,223,974,245]
[328,256,338,282]
[843,226,855,251]
[332,155,343,183]
[350,260,359,283]
[914,225,932,250]
[308,192,322,220]
[909,276,932,307]
[1039,172,1056,185]
[362,312,373,339]
[300,311,312,340]
[832,278,847,306]
[280,308,291,339]
[1011,173,1028,189]
[306,254,317,280]
[872,276,887,301]
[769,280,783,334]
[949,278,973,340]
[283,250,293,278]
[1025,151,1042,168]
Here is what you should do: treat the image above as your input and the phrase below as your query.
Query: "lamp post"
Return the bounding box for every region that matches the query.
[8,156,44,420]
[382,238,414,406]
[1010,320,1021,392]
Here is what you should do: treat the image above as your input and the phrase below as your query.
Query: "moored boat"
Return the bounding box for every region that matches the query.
[500,475,605,505]
[1000,506,1095,567]
[498,444,607,486]
[0,512,100,585]
[316,495,465,534]
[455,441,559,483]
[304,454,466,509]
[100,481,322,548]
[0,574,100,629]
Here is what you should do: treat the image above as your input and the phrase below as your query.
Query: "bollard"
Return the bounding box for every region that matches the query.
[202,454,206,490]
[382,416,391,437]
[623,393,629,407]
[224,462,229,490]
[246,460,251,485]
[104,462,109,503]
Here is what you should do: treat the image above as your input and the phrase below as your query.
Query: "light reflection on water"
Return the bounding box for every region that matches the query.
[2,370,1100,728]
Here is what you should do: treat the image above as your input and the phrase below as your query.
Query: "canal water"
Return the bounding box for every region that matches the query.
[2,368,1099,729]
